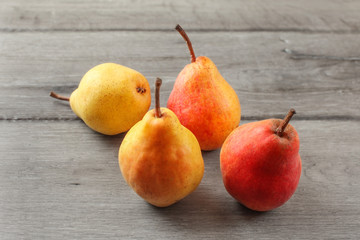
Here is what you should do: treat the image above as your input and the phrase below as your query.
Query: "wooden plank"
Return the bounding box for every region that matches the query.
[0,120,359,239]
[0,31,359,119]
[1,0,360,32]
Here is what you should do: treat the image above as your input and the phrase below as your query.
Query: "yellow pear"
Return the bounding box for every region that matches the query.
[119,78,204,207]
[50,63,151,135]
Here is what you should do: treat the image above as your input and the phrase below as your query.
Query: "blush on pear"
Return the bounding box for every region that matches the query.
[220,109,302,211]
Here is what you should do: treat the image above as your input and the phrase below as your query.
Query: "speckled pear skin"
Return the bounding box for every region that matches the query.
[167,56,241,150]
[220,118,302,211]
[118,108,204,207]
[70,63,151,135]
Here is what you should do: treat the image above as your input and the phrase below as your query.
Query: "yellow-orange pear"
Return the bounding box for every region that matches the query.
[50,63,151,135]
[167,25,241,151]
[119,78,204,207]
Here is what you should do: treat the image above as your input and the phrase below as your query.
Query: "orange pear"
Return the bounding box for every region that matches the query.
[167,25,241,150]
[119,78,204,207]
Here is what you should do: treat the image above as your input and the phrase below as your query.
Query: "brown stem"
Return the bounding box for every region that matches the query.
[155,78,162,118]
[276,108,296,137]
[50,91,70,101]
[175,24,196,63]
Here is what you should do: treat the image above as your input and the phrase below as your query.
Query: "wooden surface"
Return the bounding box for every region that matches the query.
[1,1,359,239]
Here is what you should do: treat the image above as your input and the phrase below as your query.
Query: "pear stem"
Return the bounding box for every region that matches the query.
[175,24,196,63]
[50,91,70,101]
[276,108,296,137]
[155,78,162,118]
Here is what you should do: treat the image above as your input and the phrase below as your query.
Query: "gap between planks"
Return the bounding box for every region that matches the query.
[1,116,359,122]
[1,28,360,34]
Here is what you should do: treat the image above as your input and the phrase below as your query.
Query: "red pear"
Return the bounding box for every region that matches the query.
[167,25,241,151]
[220,109,302,211]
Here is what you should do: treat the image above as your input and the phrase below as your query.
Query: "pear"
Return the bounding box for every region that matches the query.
[167,25,241,151]
[50,63,151,135]
[119,78,204,207]
[220,109,302,211]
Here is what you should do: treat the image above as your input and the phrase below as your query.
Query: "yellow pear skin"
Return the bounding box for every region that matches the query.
[119,79,204,207]
[69,63,151,135]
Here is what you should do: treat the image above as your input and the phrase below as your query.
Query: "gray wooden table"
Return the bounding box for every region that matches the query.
[1,1,359,239]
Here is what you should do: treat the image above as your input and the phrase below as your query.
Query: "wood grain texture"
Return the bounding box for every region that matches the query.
[1,0,360,32]
[1,0,360,239]
[0,31,360,120]
[0,120,359,239]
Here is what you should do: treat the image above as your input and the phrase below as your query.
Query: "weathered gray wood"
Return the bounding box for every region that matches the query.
[1,0,360,32]
[1,31,360,120]
[1,0,360,239]
[0,120,359,239]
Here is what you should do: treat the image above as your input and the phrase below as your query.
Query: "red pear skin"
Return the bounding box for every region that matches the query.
[168,25,241,151]
[220,111,301,211]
